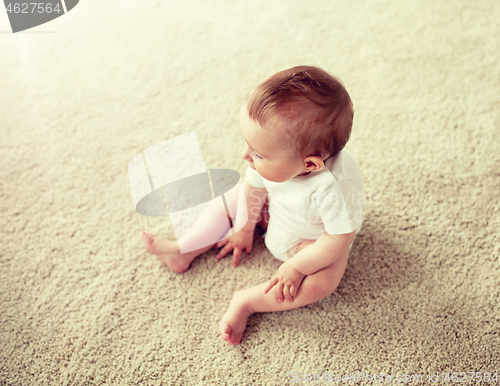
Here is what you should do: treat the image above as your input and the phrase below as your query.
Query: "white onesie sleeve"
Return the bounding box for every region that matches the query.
[314,178,365,235]
[245,166,266,189]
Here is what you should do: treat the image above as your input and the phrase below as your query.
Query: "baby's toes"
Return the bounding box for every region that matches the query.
[140,231,156,253]
[144,231,154,240]
[219,322,243,345]
[219,321,232,342]
[230,332,243,345]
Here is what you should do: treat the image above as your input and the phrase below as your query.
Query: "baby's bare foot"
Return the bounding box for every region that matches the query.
[140,231,193,273]
[219,290,253,345]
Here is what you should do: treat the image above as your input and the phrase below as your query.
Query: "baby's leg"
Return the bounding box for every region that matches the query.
[140,230,224,273]
[140,185,241,272]
[219,240,349,345]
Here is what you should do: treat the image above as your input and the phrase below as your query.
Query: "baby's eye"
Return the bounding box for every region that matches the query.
[252,151,263,160]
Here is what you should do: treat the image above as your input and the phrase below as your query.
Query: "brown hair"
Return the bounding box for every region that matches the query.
[246,65,353,159]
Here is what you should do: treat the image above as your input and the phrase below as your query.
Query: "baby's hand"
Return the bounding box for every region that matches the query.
[263,260,306,303]
[216,229,254,268]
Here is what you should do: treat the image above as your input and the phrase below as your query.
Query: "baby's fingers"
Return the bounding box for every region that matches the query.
[232,248,241,268]
[275,283,285,303]
[263,277,279,294]
[216,243,233,259]
[216,238,229,249]
[283,285,294,303]
[290,284,298,298]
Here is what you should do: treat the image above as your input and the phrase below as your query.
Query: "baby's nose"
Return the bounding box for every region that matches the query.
[241,146,252,161]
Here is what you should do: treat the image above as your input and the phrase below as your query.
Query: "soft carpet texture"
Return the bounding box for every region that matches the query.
[1,0,499,385]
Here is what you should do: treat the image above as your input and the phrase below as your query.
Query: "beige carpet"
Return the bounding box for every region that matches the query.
[1,0,499,384]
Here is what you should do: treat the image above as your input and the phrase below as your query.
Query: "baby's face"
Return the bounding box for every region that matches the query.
[239,103,309,183]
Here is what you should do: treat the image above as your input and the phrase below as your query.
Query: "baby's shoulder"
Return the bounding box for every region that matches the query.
[305,149,363,198]
[323,148,363,182]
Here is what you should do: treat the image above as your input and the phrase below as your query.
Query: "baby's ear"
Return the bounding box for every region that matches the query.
[305,156,324,171]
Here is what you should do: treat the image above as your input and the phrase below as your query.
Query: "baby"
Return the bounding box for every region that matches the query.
[140,65,365,345]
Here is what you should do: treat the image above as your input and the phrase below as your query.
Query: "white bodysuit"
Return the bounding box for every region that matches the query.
[245,148,365,262]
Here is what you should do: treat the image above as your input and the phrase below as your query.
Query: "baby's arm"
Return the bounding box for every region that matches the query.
[290,231,356,275]
[216,179,267,267]
[264,230,356,302]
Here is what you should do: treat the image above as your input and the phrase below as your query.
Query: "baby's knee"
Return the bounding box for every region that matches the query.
[303,276,336,300]
[304,261,347,299]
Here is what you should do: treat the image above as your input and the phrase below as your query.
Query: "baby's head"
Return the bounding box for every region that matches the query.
[240,65,353,183]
